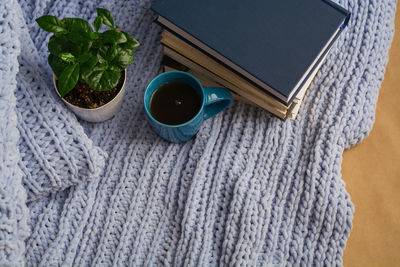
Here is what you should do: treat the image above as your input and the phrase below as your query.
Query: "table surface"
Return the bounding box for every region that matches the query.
[341,2,400,266]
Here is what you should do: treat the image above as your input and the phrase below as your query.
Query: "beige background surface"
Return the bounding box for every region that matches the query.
[341,2,400,266]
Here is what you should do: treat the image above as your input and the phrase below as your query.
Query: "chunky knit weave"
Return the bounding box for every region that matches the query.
[0,0,396,265]
[15,15,107,202]
[0,2,30,265]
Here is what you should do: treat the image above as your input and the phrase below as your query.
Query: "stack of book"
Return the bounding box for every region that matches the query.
[152,0,350,120]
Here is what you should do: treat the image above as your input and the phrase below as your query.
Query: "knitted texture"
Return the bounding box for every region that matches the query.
[0,2,30,265]
[14,3,107,202]
[1,0,396,265]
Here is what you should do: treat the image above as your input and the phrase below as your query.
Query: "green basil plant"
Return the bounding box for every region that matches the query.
[36,8,139,97]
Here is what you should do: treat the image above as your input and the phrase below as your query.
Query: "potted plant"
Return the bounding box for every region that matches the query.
[36,8,139,122]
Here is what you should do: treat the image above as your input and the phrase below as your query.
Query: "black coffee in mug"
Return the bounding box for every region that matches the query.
[150,82,202,125]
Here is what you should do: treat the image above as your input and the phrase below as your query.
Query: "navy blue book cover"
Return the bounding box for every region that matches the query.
[152,0,350,102]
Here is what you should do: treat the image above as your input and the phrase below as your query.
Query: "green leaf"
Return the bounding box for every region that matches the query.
[94,16,103,32]
[48,36,63,55]
[108,65,120,72]
[70,25,93,44]
[97,54,106,64]
[58,63,79,97]
[121,31,140,48]
[62,18,95,44]
[48,35,80,56]
[96,45,108,64]
[36,15,67,34]
[118,44,135,58]
[106,44,118,61]
[48,54,70,77]
[78,41,92,56]
[62,18,93,33]
[85,66,121,91]
[59,52,76,62]
[90,32,99,39]
[78,51,92,64]
[81,57,98,76]
[110,46,133,69]
[101,30,127,44]
[97,45,108,58]
[97,8,114,29]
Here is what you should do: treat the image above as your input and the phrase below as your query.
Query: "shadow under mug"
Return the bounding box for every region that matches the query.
[144,71,232,143]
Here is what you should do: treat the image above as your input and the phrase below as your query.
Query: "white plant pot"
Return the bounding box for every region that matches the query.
[53,70,126,123]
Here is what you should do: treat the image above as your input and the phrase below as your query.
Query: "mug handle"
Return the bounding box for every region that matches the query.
[203,87,232,120]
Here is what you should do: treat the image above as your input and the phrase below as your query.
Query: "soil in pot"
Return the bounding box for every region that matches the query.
[60,71,125,109]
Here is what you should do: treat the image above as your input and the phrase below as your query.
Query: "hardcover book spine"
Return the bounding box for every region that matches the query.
[322,0,351,27]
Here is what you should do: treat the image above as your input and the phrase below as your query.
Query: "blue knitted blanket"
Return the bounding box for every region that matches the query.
[0,0,396,265]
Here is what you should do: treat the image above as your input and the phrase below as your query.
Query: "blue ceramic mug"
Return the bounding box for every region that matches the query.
[144,71,232,143]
